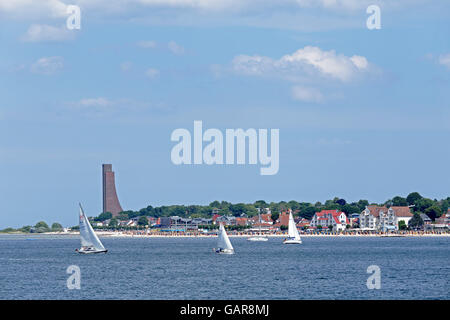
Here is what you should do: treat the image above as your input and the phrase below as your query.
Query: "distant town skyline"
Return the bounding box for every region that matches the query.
[1,1,450,228]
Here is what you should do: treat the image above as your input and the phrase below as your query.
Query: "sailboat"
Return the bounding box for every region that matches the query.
[214,223,234,254]
[76,203,108,254]
[247,212,268,241]
[283,210,302,244]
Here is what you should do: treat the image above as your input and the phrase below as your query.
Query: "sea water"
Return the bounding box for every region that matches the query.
[0,235,448,299]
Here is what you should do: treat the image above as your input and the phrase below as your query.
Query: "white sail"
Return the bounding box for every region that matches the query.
[288,211,301,241]
[79,205,106,251]
[217,223,234,251]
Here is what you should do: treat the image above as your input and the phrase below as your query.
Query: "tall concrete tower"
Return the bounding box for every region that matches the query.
[102,164,123,216]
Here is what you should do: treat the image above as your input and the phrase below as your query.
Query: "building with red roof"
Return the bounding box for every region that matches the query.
[360,205,413,231]
[235,217,249,226]
[296,218,310,228]
[211,214,221,224]
[278,211,290,226]
[310,209,348,231]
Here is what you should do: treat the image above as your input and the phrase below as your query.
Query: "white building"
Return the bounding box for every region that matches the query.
[310,210,348,231]
[360,206,413,231]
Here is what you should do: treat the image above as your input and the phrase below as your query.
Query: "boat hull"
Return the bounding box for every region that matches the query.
[247,237,269,242]
[283,239,302,244]
[77,249,108,254]
[215,248,234,254]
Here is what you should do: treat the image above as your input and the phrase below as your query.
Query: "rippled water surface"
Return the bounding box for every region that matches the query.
[0,235,448,299]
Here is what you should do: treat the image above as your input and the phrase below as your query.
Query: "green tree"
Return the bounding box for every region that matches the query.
[439,200,449,215]
[34,221,50,233]
[356,200,369,211]
[109,218,118,228]
[408,214,423,229]
[271,212,279,223]
[138,216,148,226]
[35,221,49,229]
[414,198,434,213]
[20,225,32,233]
[230,203,247,216]
[341,204,360,215]
[391,196,408,206]
[406,192,422,206]
[118,212,129,221]
[335,198,346,206]
[51,222,63,231]
[287,200,300,211]
[398,220,407,230]
[299,206,317,220]
[424,206,441,221]
[209,200,221,208]
[96,212,112,221]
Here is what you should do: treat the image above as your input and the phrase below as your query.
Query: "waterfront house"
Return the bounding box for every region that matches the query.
[310,210,348,231]
[126,219,137,227]
[212,214,221,224]
[390,206,414,227]
[215,215,236,226]
[420,213,432,225]
[296,218,310,229]
[359,206,385,230]
[158,216,171,228]
[359,205,413,231]
[349,213,360,227]
[277,211,290,226]
[249,214,273,228]
[260,213,273,224]
[235,217,249,226]
[434,211,450,229]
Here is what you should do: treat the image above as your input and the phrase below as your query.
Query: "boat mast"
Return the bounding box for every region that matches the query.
[259,210,262,236]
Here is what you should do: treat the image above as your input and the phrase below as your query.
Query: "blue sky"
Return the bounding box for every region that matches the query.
[1,0,449,228]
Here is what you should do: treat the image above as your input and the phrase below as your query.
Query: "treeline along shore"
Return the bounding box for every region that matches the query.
[1,192,449,234]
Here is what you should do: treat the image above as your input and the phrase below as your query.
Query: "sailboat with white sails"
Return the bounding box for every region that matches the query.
[214,223,235,254]
[76,203,108,254]
[247,212,268,242]
[283,209,302,244]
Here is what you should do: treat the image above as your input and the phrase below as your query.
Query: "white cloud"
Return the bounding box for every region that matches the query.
[30,56,64,75]
[146,68,160,78]
[291,86,324,103]
[168,41,185,55]
[0,0,433,33]
[229,46,374,102]
[21,24,73,42]
[438,53,450,69]
[232,46,371,82]
[295,0,374,11]
[0,0,68,19]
